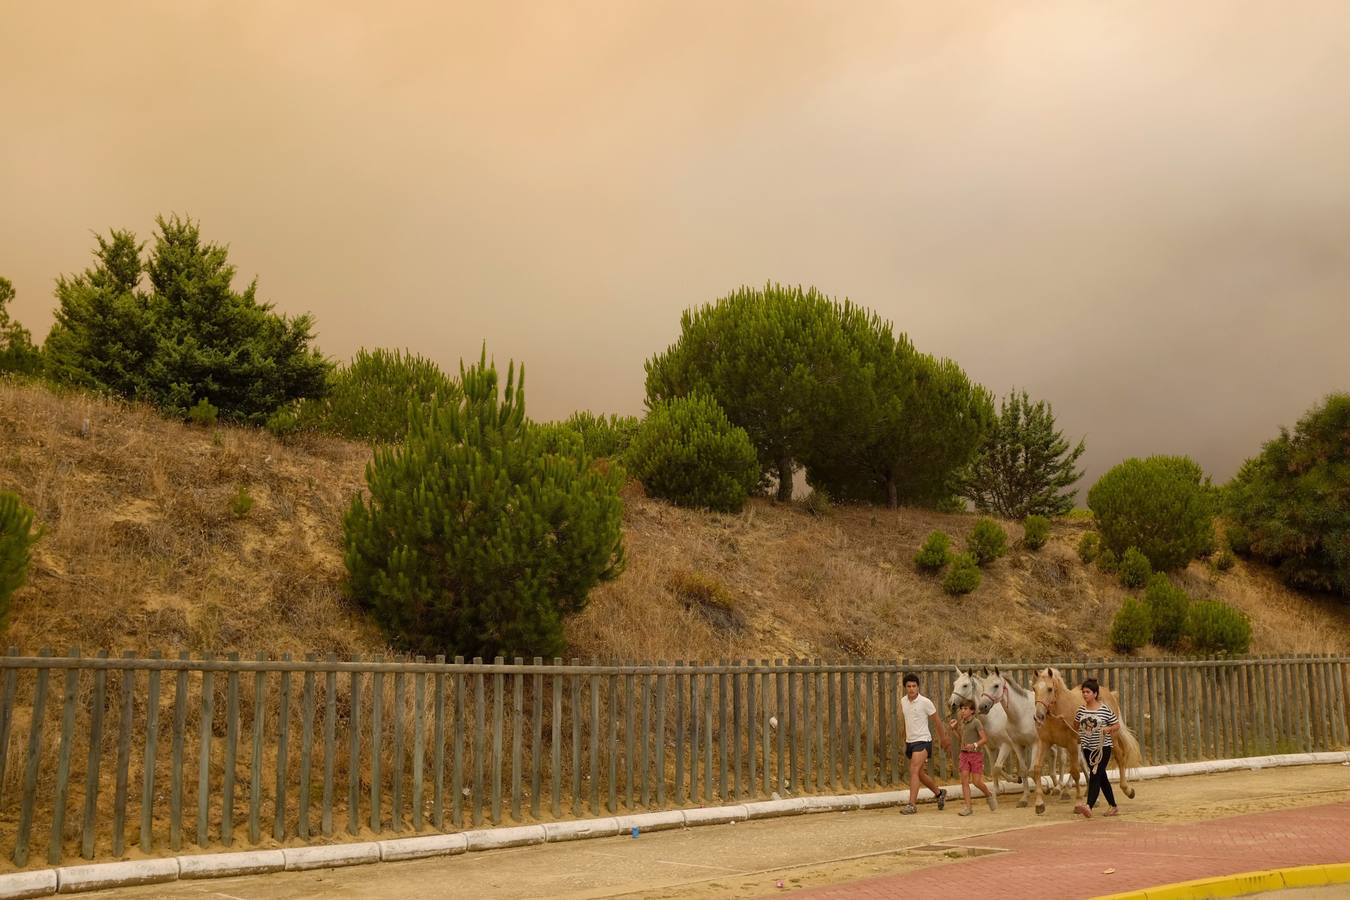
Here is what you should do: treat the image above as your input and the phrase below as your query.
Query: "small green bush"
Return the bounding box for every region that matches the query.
[1022,515,1051,551]
[1213,548,1236,572]
[1144,573,1190,649]
[187,398,218,428]
[1224,522,1252,557]
[265,403,303,439]
[1077,531,1101,563]
[943,553,982,595]
[1096,548,1119,574]
[1119,546,1152,589]
[914,531,951,573]
[229,485,254,518]
[625,393,760,513]
[966,518,1007,566]
[299,348,459,444]
[1,491,40,626]
[1186,600,1252,655]
[1110,597,1153,653]
[935,495,968,514]
[802,488,832,518]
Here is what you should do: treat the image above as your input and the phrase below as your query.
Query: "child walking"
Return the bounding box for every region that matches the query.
[948,699,997,816]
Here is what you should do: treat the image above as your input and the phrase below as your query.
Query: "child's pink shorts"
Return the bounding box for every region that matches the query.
[959,751,984,774]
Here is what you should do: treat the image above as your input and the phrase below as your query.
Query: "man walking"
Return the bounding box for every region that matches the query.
[900,672,949,814]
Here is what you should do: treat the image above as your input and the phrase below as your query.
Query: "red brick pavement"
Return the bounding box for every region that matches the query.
[783,801,1350,900]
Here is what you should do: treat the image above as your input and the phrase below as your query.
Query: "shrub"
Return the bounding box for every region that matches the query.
[1087,456,1215,571]
[1213,548,1236,572]
[1096,548,1118,574]
[1,492,40,627]
[1022,515,1051,551]
[914,531,951,573]
[625,393,760,513]
[229,485,254,518]
[343,352,625,659]
[1186,600,1252,656]
[1077,531,1101,563]
[1110,597,1153,653]
[802,488,832,518]
[1225,393,1350,598]
[961,389,1086,518]
[187,398,218,428]
[264,403,303,439]
[299,348,459,444]
[1119,546,1152,589]
[1144,573,1190,650]
[943,553,982,595]
[967,518,1008,566]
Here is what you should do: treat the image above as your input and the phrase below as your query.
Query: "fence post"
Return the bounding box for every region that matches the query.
[222,652,240,846]
[48,648,81,865]
[80,650,109,859]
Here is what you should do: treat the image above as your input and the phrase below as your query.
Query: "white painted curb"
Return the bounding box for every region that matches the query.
[282,842,380,871]
[56,859,179,893]
[4,750,1344,898]
[0,870,57,900]
[178,850,286,879]
[378,834,468,862]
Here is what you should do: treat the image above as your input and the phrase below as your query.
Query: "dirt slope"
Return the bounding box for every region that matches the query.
[3,380,1347,661]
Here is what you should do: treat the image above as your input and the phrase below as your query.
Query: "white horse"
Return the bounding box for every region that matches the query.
[948,667,1044,808]
[976,668,1075,803]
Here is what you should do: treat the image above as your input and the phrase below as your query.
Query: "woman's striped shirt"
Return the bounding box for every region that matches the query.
[1075,703,1118,751]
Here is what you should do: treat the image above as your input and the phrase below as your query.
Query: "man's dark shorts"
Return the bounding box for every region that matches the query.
[905,740,932,759]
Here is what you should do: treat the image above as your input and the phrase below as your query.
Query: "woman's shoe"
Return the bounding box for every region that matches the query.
[1074,803,1092,818]
[1104,806,1119,817]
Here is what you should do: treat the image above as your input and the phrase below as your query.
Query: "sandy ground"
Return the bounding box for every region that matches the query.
[82,764,1350,900]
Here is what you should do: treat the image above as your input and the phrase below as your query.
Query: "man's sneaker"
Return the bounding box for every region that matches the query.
[987,793,998,812]
[899,804,917,815]
[936,788,947,811]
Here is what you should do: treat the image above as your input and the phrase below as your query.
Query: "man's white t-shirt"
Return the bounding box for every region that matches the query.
[902,694,937,742]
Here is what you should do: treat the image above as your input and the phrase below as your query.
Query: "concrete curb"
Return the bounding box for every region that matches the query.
[3,750,1347,899]
[1095,860,1350,900]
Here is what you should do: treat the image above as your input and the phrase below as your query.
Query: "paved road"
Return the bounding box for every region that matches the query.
[81,764,1350,900]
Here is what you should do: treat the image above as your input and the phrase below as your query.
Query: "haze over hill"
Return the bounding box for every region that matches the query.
[4,2,1350,493]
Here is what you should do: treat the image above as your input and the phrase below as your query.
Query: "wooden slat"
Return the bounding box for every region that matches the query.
[80,651,108,859]
[452,657,464,829]
[717,663,728,802]
[788,660,800,793]
[322,655,336,837]
[731,663,742,801]
[625,671,635,809]
[14,648,51,866]
[222,654,240,846]
[299,657,316,839]
[0,648,18,802]
[775,659,786,795]
[48,650,80,865]
[371,663,384,832]
[827,667,837,789]
[531,658,543,819]
[589,663,600,815]
[677,664,687,803]
[820,663,830,789]
[702,667,713,804]
[746,662,756,798]
[170,653,188,850]
[391,669,405,831]
[655,662,667,808]
[432,656,445,831]
[346,665,362,836]
[196,656,215,847]
[249,658,265,845]
[492,657,504,825]
[552,658,564,820]
[473,659,486,827]
[413,663,426,831]
[639,667,651,807]
[608,668,620,813]
[760,661,771,796]
[570,659,582,818]
[274,655,291,840]
[511,658,523,822]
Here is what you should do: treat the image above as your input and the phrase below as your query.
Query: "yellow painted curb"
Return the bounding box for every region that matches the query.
[1094,861,1350,899]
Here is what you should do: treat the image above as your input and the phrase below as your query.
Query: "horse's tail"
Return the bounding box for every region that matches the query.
[1115,722,1142,771]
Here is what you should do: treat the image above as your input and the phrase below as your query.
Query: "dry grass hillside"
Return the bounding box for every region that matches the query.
[4,380,1348,662]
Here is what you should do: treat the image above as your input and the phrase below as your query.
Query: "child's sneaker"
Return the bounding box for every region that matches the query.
[936,788,947,811]
[958,806,973,817]
[987,793,998,812]
[899,804,917,815]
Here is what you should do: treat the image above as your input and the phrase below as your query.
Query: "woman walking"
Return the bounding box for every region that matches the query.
[1074,677,1121,818]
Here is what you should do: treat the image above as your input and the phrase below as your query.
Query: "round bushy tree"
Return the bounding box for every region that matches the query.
[1087,456,1215,571]
[1077,531,1101,564]
[298,348,459,443]
[914,531,951,573]
[1022,515,1051,551]
[1110,597,1152,653]
[966,518,1007,566]
[1186,600,1252,656]
[343,352,625,660]
[943,553,982,595]
[1118,547,1152,589]
[1,491,40,628]
[1226,394,1350,599]
[625,394,760,513]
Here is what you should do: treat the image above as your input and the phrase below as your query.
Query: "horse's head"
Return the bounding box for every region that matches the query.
[1031,667,1059,726]
[979,667,1008,714]
[948,667,980,713]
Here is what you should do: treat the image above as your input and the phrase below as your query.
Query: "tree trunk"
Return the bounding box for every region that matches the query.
[886,477,898,509]
[776,456,793,502]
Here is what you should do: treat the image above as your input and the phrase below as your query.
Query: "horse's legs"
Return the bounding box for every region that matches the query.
[1116,745,1135,800]
[1031,738,1048,814]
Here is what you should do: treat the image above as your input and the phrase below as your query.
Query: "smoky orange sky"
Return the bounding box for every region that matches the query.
[3,1,1348,494]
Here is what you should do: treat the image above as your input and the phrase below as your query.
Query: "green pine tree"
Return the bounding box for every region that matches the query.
[0,278,43,377]
[961,390,1086,519]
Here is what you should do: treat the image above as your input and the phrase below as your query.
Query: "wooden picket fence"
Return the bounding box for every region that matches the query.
[0,650,1347,869]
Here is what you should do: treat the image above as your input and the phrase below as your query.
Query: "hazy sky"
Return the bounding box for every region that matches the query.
[3,1,1348,493]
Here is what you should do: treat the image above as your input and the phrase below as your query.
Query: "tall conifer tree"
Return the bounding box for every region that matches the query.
[961,390,1086,518]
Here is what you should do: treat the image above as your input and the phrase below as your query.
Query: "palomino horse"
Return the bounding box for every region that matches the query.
[949,667,1067,807]
[1030,667,1142,815]
[977,668,1074,806]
